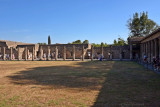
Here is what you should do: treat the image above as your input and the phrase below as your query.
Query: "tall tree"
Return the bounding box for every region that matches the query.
[127,12,159,37]
[48,35,51,45]
[83,40,89,44]
[72,40,82,44]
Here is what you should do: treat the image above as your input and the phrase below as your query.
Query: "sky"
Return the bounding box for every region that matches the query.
[0,0,160,44]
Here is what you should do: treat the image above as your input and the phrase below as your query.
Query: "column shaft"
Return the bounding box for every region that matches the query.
[72,45,75,61]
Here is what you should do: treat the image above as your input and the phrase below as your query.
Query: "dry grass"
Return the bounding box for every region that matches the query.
[0,61,160,107]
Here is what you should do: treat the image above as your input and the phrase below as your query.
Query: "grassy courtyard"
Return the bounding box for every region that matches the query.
[0,61,160,106]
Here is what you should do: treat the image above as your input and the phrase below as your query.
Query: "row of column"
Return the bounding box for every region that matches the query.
[39,45,87,61]
[141,38,160,62]
[1,45,124,61]
[1,47,35,61]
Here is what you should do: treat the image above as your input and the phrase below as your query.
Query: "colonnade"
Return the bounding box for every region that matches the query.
[141,38,160,63]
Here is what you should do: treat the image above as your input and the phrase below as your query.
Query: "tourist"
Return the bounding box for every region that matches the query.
[155,56,160,72]
[153,56,156,70]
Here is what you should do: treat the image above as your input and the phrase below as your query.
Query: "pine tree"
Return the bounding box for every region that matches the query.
[127,12,159,37]
[48,35,51,45]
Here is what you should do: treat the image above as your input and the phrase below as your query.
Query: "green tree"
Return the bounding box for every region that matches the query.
[113,39,117,46]
[72,40,82,44]
[83,40,89,44]
[127,11,159,37]
[38,43,47,45]
[48,35,51,45]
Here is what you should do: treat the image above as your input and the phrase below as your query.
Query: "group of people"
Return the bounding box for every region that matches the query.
[0,54,15,60]
[143,54,160,71]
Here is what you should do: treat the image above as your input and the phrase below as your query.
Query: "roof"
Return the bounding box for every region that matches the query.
[140,28,160,41]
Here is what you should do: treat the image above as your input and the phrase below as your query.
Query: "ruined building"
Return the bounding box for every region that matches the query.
[0,28,160,62]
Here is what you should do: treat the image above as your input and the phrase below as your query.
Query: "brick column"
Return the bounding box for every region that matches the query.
[130,44,132,60]
[18,47,20,61]
[154,39,158,57]
[63,46,66,61]
[140,44,143,60]
[119,46,122,60]
[91,46,94,61]
[159,38,160,58]
[55,46,58,61]
[10,47,13,60]
[72,45,75,61]
[3,47,5,60]
[101,45,103,56]
[148,42,151,62]
[146,42,148,57]
[110,45,112,60]
[32,47,35,61]
[82,45,84,61]
[25,47,27,61]
[47,46,50,61]
[40,46,43,60]
[151,40,153,62]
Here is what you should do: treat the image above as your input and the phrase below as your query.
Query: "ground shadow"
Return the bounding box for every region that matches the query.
[6,61,160,106]
[93,61,160,106]
[7,61,112,91]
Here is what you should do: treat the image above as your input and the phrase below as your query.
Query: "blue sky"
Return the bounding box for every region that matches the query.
[0,0,160,44]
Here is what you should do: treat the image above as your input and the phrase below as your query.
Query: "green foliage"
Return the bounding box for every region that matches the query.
[48,35,51,45]
[72,40,82,44]
[83,40,89,44]
[127,11,159,37]
[38,43,47,45]
[113,37,126,46]
[92,42,108,47]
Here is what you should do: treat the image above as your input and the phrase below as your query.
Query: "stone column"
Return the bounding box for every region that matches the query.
[47,46,50,61]
[3,47,5,61]
[148,42,151,62]
[10,47,13,60]
[101,45,103,56]
[110,45,112,60]
[18,47,20,61]
[119,46,122,60]
[55,46,58,61]
[91,46,94,61]
[151,40,153,62]
[32,47,35,61]
[72,45,75,61]
[63,46,66,61]
[130,44,132,60]
[154,39,158,57]
[82,45,84,61]
[40,46,43,60]
[25,47,27,61]
[159,38,160,58]
[140,44,143,60]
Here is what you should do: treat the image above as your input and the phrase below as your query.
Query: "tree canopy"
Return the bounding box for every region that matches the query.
[48,35,51,45]
[113,37,126,46]
[83,40,89,44]
[72,40,82,44]
[127,11,159,37]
